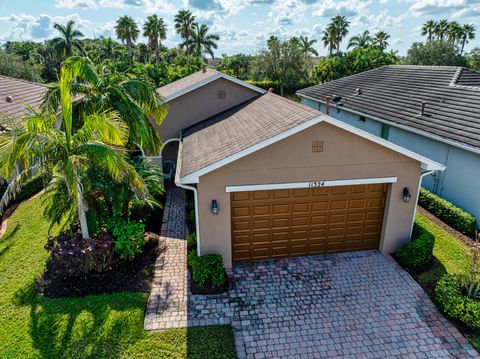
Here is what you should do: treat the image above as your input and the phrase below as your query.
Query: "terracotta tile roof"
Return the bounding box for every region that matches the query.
[0,75,47,128]
[157,68,220,99]
[297,65,480,150]
[179,92,320,178]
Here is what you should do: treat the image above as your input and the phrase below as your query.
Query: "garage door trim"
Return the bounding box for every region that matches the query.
[226,176,397,193]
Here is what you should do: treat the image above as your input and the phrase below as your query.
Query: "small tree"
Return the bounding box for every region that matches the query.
[405,41,468,66]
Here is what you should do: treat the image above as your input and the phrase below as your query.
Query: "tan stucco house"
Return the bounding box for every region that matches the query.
[154,68,444,269]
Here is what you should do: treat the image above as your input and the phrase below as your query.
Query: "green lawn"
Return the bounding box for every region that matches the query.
[0,195,236,359]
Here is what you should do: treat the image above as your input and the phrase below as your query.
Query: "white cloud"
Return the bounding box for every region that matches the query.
[408,0,468,16]
[452,3,480,18]
[351,10,406,31]
[55,0,98,9]
[312,0,370,17]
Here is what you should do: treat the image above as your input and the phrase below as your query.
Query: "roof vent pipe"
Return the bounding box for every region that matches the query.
[326,96,330,115]
[5,95,12,103]
[420,101,426,116]
[202,65,207,73]
[355,88,362,95]
[268,87,274,93]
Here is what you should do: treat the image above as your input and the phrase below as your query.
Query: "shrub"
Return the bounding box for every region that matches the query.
[186,233,197,250]
[45,231,115,274]
[107,218,145,260]
[396,223,435,270]
[188,253,225,287]
[436,274,480,330]
[418,188,477,239]
[246,79,316,95]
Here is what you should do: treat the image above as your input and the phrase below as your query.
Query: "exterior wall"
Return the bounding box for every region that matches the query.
[301,97,480,224]
[154,78,258,141]
[196,122,422,268]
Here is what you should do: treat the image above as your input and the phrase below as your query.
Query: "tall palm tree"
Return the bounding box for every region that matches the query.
[174,9,196,57]
[51,20,84,58]
[331,15,350,53]
[299,36,318,57]
[434,19,449,41]
[347,30,372,49]
[43,57,167,154]
[115,15,139,60]
[421,20,437,41]
[0,67,144,239]
[447,21,462,44]
[322,26,337,56]
[185,23,220,60]
[143,15,167,63]
[373,31,390,50]
[459,24,476,55]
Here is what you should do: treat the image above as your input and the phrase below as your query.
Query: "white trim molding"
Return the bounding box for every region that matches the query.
[180,113,444,184]
[164,72,266,102]
[225,177,398,193]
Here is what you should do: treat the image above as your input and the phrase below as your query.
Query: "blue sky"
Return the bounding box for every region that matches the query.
[0,0,479,56]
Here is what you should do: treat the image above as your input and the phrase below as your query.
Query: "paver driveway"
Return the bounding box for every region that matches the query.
[231,251,479,358]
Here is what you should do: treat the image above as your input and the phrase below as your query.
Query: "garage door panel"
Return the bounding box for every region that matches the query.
[231,184,386,262]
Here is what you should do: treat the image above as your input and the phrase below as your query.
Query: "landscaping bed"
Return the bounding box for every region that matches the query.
[37,233,162,298]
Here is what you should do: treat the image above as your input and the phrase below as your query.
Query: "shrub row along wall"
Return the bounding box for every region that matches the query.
[418,188,478,239]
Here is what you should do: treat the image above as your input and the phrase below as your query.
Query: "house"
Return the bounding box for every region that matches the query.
[0,75,47,129]
[155,68,444,269]
[297,65,480,224]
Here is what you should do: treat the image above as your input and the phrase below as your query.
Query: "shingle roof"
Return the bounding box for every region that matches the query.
[0,75,47,128]
[179,92,320,178]
[157,68,219,99]
[297,65,480,151]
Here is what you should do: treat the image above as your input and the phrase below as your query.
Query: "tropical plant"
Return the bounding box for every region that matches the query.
[421,20,437,41]
[143,15,167,63]
[298,36,318,57]
[348,30,372,50]
[322,26,337,56]
[405,41,468,67]
[373,31,390,50]
[467,47,480,70]
[460,24,476,55]
[51,20,84,58]
[0,66,145,239]
[218,54,252,79]
[0,51,42,82]
[136,43,150,64]
[185,23,220,60]
[434,19,449,41]
[115,15,139,60]
[447,21,463,45]
[98,37,124,61]
[174,9,196,57]
[43,56,167,154]
[331,15,350,53]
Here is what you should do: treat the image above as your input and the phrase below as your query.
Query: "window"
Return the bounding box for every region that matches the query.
[312,140,324,153]
[359,116,366,123]
[218,90,226,99]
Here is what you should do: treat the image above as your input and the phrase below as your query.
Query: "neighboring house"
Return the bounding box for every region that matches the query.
[156,68,443,269]
[297,65,480,224]
[0,75,47,129]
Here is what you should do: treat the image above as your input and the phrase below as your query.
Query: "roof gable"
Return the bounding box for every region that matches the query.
[157,68,266,102]
[297,65,480,152]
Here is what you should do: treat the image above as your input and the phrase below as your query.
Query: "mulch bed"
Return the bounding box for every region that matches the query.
[37,233,163,298]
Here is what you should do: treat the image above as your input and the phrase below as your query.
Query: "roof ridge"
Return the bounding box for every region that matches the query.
[449,67,480,91]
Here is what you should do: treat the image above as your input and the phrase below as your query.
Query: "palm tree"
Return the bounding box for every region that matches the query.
[421,20,437,41]
[322,26,337,56]
[459,24,476,54]
[0,67,144,239]
[373,31,390,50]
[299,36,318,57]
[434,19,449,41]
[143,15,167,63]
[115,15,139,60]
[185,23,220,60]
[331,15,350,53]
[51,20,84,58]
[347,30,372,50]
[43,57,167,154]
[98,37,124,61]
[447,21,462,44]
[174,9,196,57]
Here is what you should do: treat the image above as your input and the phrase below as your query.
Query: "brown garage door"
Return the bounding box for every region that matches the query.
[231,184,387,262]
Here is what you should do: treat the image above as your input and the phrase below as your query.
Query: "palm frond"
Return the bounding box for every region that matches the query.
[76,110,128,146]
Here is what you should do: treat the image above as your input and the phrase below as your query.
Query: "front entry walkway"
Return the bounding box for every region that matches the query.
[145,188,478,358]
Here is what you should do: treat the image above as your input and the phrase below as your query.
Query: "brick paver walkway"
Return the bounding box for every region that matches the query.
[145,188,478,358]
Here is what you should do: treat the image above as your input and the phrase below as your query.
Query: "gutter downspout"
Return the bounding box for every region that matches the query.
[174,140,201,256]
[409,169,435,240]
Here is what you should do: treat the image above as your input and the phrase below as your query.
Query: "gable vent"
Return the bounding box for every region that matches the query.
[312,140,324,153]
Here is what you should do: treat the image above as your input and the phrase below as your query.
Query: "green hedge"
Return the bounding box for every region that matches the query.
[0,172,51,209]
[246,80,317,95]
[188,252,225,287]
[418,188,477,239]
[436,274,480,329]
[395,222,435,270]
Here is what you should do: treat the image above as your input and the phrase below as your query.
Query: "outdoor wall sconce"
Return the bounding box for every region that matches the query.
[403,187,412,203]
[211,199,219,215]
